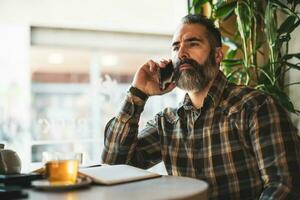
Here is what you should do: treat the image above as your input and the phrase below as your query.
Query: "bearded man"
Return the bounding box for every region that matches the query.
[101,14,300,200]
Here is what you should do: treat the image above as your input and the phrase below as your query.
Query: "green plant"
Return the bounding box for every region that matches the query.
[188,0,300,114]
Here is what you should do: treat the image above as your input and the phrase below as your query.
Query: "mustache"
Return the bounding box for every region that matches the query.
[175,58,200,70]
[173,58,202,82]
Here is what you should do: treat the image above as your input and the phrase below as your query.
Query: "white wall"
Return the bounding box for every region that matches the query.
[288,23,300,129]
[0,0,187,34]
[0,24,31,169]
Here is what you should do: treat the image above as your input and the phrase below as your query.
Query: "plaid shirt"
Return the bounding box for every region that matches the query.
[102,71,300,200]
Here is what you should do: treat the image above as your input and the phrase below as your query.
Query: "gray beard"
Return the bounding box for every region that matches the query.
[175,56,218,92]
[176,68,209,92]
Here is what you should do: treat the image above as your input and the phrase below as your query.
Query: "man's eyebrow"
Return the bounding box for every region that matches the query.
[185,37,203,43]
[171,37,203,47]
[171,41,180,47]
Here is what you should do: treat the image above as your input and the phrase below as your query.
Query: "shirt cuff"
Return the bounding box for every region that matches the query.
[117,93,147,123]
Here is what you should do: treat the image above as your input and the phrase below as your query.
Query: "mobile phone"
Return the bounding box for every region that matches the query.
[0,173,43,186]
[0,186,28,199]
[158,62,175,90]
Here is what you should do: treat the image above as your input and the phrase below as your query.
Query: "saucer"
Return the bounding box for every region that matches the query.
[31,177,92,191]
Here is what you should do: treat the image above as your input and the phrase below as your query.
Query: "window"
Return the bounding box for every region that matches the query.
[27,27,178,169]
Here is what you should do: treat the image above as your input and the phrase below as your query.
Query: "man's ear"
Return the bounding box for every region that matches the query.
[215,47,223,64]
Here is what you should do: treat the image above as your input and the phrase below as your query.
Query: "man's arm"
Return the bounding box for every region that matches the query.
[249,96,300,200]
[101,92,162,169]
[102,59,175,168]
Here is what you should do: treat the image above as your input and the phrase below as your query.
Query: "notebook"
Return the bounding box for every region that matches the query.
[79,164,161,185]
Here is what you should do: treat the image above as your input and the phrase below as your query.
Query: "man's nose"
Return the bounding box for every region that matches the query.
[177,46,189,60]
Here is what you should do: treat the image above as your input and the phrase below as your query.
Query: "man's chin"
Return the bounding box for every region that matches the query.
[176,82,203,92]
[176,78,209,92]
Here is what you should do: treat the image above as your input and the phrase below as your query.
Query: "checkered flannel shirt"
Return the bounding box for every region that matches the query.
[102,71,300,200]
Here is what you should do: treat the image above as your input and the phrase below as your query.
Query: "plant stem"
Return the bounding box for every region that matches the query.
[269,44,276,85]
[284,82,300,87]
[187,0,191,14]
[280,39,289,90]
[252,1,259,83]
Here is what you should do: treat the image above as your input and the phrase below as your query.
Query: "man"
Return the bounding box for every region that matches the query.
[101,14,300,199]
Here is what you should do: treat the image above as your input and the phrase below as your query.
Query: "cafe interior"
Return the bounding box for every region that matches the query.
[0,0,299,199]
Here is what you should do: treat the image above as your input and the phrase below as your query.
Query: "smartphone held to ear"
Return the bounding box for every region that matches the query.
[158,62,175,90]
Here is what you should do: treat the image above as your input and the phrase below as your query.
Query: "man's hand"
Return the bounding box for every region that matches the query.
[132,59,176,96]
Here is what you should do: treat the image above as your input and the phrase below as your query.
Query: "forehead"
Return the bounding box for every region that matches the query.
[172,23,208,43]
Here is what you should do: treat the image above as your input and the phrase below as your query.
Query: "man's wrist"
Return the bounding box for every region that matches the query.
[128,86,149,101]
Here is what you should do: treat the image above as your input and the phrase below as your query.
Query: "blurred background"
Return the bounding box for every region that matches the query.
[0,0,186,171]
[0,0,299,173]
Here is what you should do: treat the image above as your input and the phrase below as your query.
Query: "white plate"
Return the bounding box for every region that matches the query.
[31,177,92,191]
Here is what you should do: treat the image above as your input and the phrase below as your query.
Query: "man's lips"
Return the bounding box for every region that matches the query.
[179,64,192,71]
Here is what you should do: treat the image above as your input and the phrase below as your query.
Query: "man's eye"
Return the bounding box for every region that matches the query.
[190,43,199,47]
[172,46,179,51]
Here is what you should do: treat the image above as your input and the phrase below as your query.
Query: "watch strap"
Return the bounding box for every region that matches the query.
[128,86,149,101]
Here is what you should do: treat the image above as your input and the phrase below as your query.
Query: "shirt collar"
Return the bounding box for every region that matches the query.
[176,70,228,118]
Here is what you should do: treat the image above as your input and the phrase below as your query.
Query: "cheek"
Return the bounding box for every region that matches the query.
[193,55,208,65]
[191,48,210,63]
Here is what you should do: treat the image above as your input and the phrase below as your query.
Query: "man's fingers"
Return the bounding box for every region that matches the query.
[159,59,172,68]
[147,60,159,72]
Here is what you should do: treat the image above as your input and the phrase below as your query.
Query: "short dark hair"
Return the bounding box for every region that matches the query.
[181,14,222,48]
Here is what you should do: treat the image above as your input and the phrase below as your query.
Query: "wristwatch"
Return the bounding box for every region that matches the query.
[128,86,149,101]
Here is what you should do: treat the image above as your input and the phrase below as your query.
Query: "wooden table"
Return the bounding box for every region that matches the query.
[26,176,209,200]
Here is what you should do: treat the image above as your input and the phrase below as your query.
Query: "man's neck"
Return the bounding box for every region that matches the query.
[187,81,213,109]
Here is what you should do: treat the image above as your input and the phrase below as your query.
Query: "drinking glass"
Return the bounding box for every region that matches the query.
[42,152,82,185]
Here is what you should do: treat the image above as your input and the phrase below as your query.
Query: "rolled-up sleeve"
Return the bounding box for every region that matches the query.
[101,93,162,169]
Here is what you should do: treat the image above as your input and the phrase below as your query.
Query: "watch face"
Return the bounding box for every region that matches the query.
[158,62,175,91]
